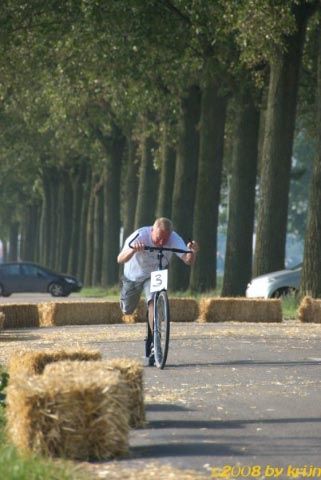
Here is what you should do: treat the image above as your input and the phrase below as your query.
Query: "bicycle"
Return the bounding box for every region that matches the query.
[129,233,191,369]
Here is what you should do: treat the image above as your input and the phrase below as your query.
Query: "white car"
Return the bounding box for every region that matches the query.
[246,264,301,298]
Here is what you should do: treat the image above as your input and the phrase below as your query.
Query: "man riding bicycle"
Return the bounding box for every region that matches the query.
[117,217,199,366]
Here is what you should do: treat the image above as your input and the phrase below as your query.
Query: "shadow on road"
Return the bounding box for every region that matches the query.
[167,359,321,369]
[146,403,192,413]
[147,416,321,430]
[130,441,239,458]
[0,332,41,342]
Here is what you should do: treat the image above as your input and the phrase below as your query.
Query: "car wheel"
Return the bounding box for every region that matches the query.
[49,282,65,297]
[272,287,298,298]
[0,283,11,297]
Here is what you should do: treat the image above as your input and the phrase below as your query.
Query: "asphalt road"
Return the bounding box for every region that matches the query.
[2,308,321,479]
[103,323,321,479]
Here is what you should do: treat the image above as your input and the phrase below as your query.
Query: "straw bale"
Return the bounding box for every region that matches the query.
[103,358,145,428]
[44,359,145,429]
[169,298,199,322]
[298,296,321,323]
[122,297,199,324]
[122,299,146,324]
[198,297,282,323]
[38,301,122,326]
[6,368,129,460]
[0,304,39,328]
[8,348,102,378]
[0,312,4,330]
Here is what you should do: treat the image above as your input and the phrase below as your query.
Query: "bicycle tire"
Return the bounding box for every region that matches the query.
[153,289,170,369]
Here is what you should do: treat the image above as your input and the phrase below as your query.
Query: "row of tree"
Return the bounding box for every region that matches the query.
[0,0,320,297]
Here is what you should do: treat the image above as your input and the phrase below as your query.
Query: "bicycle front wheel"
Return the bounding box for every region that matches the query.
[153,290,170,369]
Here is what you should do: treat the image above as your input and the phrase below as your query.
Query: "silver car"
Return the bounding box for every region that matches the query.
[246,264,302,298]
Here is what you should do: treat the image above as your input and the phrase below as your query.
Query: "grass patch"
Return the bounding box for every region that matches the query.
[80,286,119,300]
[0,367,84,480]
[281,293,300,319]
[81,277,224,300]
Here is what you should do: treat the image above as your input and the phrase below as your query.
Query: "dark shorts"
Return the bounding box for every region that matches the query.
[120,276,153,314]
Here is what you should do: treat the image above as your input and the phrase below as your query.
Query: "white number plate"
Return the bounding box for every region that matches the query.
[150,269,168,292]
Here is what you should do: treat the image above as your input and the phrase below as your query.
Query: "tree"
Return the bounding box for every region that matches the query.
[300,11,321,298]
[222,88,260,296]
[190,74,228,292]
[253,1,318,276]
[170,85,201,290]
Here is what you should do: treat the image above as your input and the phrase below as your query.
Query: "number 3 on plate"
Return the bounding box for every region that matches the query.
[150,270,168,292]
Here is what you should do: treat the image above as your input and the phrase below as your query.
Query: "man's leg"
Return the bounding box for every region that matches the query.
[144,280,155,366]
[119,277,143,315]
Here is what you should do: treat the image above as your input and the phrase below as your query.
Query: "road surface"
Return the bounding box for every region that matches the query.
[1,314,321,479]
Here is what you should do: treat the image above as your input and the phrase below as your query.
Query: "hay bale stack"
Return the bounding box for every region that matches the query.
[198,297,282,323]
[122,297,199,323]
[0,304,39,328]
[6,368,129,460]
[8,348,102,377]
[38,301,122,326]
[45,359,145,429]
[0,312,4,330]
[104,358,145,428]
[122,299,146,324]
[298,296,321,323]
[169,298,199,322]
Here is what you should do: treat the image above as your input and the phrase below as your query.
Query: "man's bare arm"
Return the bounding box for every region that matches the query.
[117,241,145,264]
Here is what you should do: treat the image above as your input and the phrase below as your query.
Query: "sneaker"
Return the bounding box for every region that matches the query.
[148,353,155,366]
[144,336,152,358]
[144,345,155,367]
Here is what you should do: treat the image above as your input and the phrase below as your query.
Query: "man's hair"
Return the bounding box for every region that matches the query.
[153,217,173,232]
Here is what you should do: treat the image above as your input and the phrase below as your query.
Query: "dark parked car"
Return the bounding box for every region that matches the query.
[0,262,82,297]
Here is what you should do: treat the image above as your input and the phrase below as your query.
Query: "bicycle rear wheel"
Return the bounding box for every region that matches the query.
[153,289,170,369]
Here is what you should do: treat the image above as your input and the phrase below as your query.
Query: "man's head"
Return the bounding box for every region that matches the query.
[151,217,173,246]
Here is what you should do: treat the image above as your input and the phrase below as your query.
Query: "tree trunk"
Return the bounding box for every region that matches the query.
[55,171,73,273]
[68,159,88,276]
[48,169,60,270]
[189,80,227,292]
[39,168,53,267]
[300,17,321,298]
[134,128,159,228]
[83,174,97,286]
[170,85,201,291]
[77,166,92,281]
[253,3,313,276]
[8,221,19,261]
[122,137,139,242]
[102,126,125,286]
[20,203,40,261]
[1,239,8,262]
[222,90,260,296]
[156,127,176,219]
[92,185,104,286]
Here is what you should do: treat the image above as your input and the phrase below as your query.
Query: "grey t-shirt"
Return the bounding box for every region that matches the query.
[121,226,187,281]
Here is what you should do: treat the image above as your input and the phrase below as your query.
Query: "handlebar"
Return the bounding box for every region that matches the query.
[128,233,192,254]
